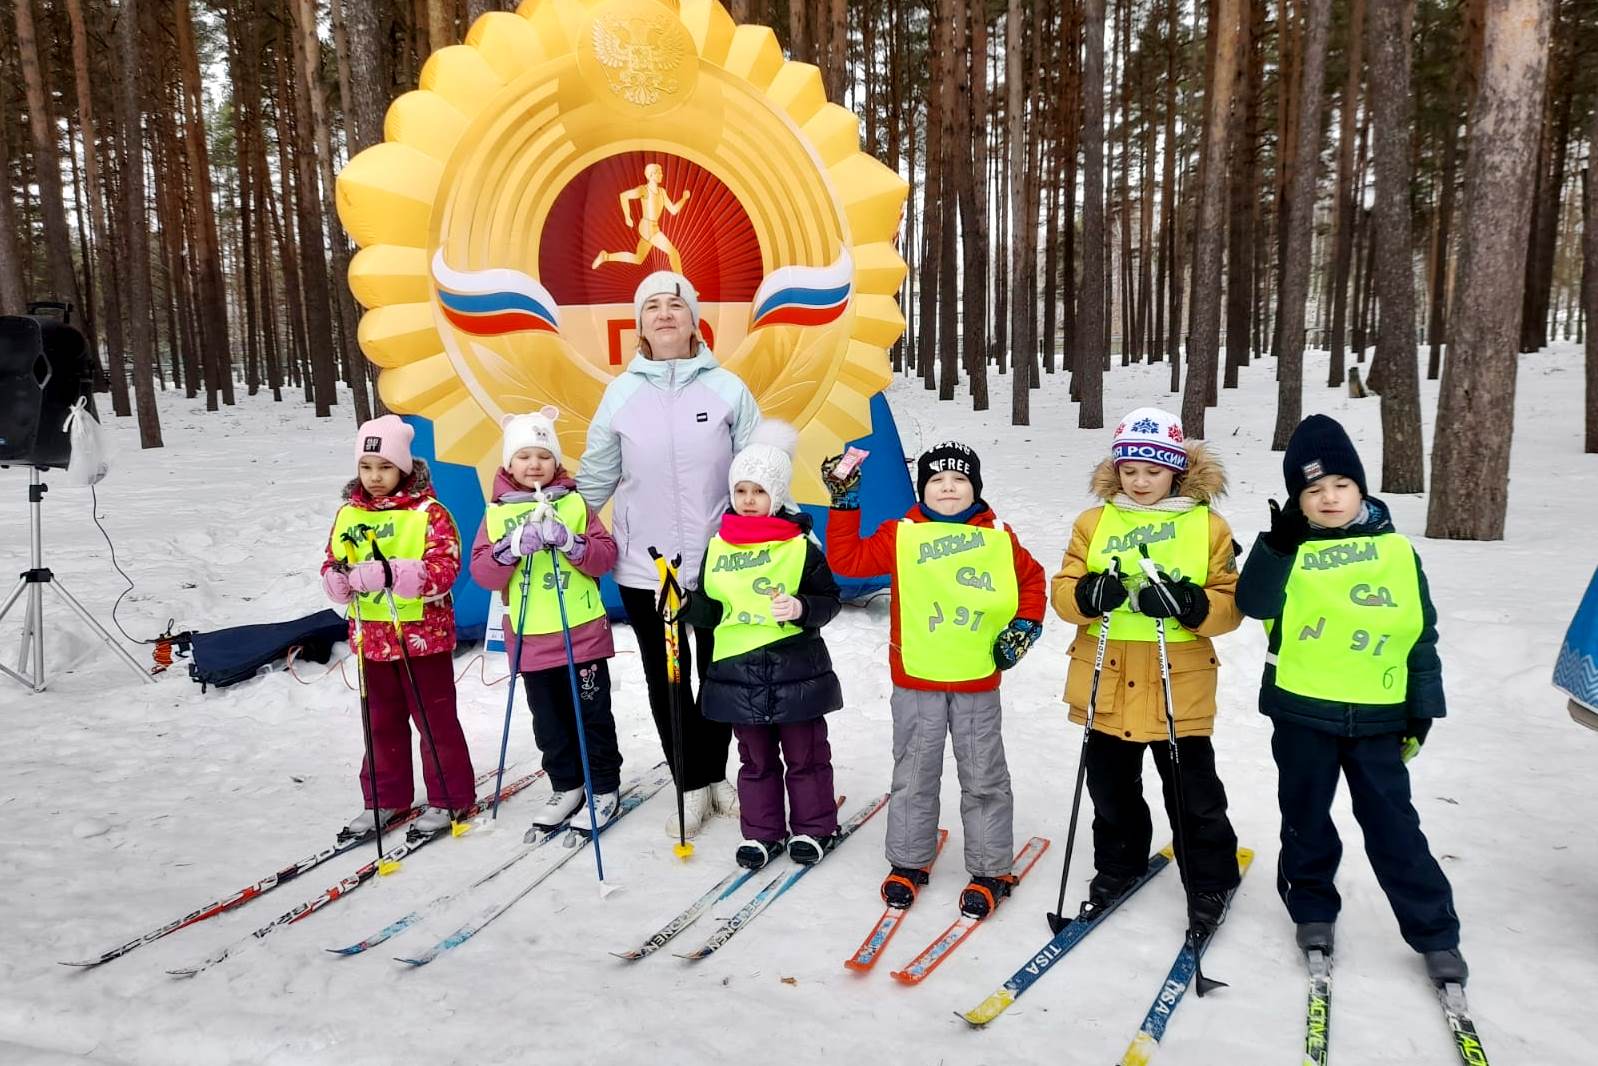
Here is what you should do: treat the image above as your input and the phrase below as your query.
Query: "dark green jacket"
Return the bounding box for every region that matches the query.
[1236,496,1445,737]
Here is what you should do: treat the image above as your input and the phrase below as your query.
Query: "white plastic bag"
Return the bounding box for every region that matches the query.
[62,397,110,486]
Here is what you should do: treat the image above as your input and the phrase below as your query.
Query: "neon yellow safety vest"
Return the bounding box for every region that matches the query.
[1084,503,1211,643]
[1273,534,1424,703]
[895,519,1020,683]
[485,493,605,637]
[702,535,808,662]
[329,502,442,622]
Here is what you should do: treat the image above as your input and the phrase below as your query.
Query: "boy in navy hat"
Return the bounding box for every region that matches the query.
[1237,414,1467,987]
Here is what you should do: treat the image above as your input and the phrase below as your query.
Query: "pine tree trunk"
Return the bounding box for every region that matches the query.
[937,0,960,402]
[1366,0,1423,490]
[788,0,809,62]
[286,0,340,416]
[1426,0,1553,539]
[63,0,124,411]
[116,0,162,446]
[1078,0,1106,427]
[1269,0,1301,362]
[1268,0,1330,450]
[1584,100,1597,452]
[174,0,235,408]
[1182,0,1240,437]
[1426,98,1459,379]
[1224,0,1259,386]
[1161,0,1179,364]
[827,0,847,102]
[427,0,451,53]
[961,0,990,409]
[14,0,82,307]
[918,0,943,391]
[1521,72,1571,353]
[1325,0,1364,385]
[0,83,29,312]
[297,0,370,422]
[1007,0,1028,421]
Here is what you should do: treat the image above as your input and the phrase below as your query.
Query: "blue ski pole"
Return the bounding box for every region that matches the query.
[490,527,536,821]
[549,546,609,889]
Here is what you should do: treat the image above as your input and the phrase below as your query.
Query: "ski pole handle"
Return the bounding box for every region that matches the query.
[1137,544,1182,616]
[1136,543,1162,584]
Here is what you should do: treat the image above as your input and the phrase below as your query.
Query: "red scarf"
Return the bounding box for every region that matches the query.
[719,512,802,545]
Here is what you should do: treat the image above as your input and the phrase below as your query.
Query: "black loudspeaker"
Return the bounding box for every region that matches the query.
[0,306,96,469]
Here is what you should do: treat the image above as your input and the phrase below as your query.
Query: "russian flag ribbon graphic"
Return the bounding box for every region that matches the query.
[431,252,561,336]
[750,250,854,329]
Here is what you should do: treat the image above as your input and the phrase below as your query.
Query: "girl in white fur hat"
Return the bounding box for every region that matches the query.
[678,422,846,869]
[469,406,624,836]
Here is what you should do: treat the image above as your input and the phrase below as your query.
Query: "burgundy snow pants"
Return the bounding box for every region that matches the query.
[732,719,840,842]
[358,651,477,810]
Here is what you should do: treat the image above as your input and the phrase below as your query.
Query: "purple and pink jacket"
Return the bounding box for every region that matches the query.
[469,468,618,671]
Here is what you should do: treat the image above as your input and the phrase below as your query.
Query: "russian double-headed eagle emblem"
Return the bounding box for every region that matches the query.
[591,14,685,107]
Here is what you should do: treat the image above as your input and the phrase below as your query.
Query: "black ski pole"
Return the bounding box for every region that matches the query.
[1138,543,1226,996]
[367,533,463,838]
[1046,558,1120,934]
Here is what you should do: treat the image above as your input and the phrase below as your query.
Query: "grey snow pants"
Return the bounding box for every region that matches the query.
[886,684,1015,877]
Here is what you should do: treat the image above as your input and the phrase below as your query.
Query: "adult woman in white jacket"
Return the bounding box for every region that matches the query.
[577,271,762,837]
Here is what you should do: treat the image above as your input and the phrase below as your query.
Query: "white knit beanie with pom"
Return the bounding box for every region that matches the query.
[728,420,799,515]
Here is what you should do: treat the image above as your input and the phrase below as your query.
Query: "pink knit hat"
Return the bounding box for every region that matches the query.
[354,415,414,475]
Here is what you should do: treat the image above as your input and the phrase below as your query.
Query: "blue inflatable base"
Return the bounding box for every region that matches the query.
[411,390,913,642]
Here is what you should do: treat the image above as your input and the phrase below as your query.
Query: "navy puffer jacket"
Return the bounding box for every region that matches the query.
[1236,495,1446,737]
[679,509,844,727]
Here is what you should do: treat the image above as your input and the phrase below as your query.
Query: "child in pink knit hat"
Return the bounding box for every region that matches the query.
[320,415,478,840]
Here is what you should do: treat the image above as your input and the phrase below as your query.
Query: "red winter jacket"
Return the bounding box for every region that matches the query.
[826,503,1047,693]
[468,468,618,672]
[320,460,460,662]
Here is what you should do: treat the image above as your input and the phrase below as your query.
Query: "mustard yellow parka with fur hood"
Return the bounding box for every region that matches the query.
[1049,443,1242,742]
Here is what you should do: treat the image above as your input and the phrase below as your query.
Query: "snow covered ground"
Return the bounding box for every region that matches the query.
[1,344,1591,1065]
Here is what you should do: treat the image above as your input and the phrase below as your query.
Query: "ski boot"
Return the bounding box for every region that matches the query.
[1424,947,1469,987]
[1295,921,1335,957]
[409,806,466,838]
[1079,869,1140,918]
[787,833,840,866]
[338,807,403,843]
[736,838,787,870]
[881,865,932,909]
[570,792,621,836]
[960,873,1019,920]
[524,789,585,843]
[1186,889,1233,941]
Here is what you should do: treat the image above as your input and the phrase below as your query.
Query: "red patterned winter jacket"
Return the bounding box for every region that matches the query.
[319,459,460,662]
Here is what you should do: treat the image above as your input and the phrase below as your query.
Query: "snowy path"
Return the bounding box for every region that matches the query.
[1,347,1590,1064]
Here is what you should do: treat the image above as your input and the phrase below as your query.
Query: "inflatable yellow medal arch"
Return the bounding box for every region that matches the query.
[337,0,911,632]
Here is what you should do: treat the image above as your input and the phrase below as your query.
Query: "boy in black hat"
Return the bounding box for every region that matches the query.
[824,441,1048,918]
[1237,414,1467,987]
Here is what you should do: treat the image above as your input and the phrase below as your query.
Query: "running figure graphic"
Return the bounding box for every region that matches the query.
[591,163,692,274]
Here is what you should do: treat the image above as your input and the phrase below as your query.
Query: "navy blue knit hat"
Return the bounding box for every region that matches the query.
[1284,415,1367,499]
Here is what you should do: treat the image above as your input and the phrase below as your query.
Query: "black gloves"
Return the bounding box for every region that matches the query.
[1075,570,1129,616]
[1262,499,1311,555]
[1134,577,1210,630]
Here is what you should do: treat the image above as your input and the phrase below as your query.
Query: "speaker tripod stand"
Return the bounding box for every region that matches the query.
[0,467,153,692]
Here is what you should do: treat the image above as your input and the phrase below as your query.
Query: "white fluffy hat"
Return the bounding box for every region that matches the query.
[633,271,701,330]
[500,405,563,470]
[728,420,799,515]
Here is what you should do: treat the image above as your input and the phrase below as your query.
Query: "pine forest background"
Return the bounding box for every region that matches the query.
[1,0,1594,540]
